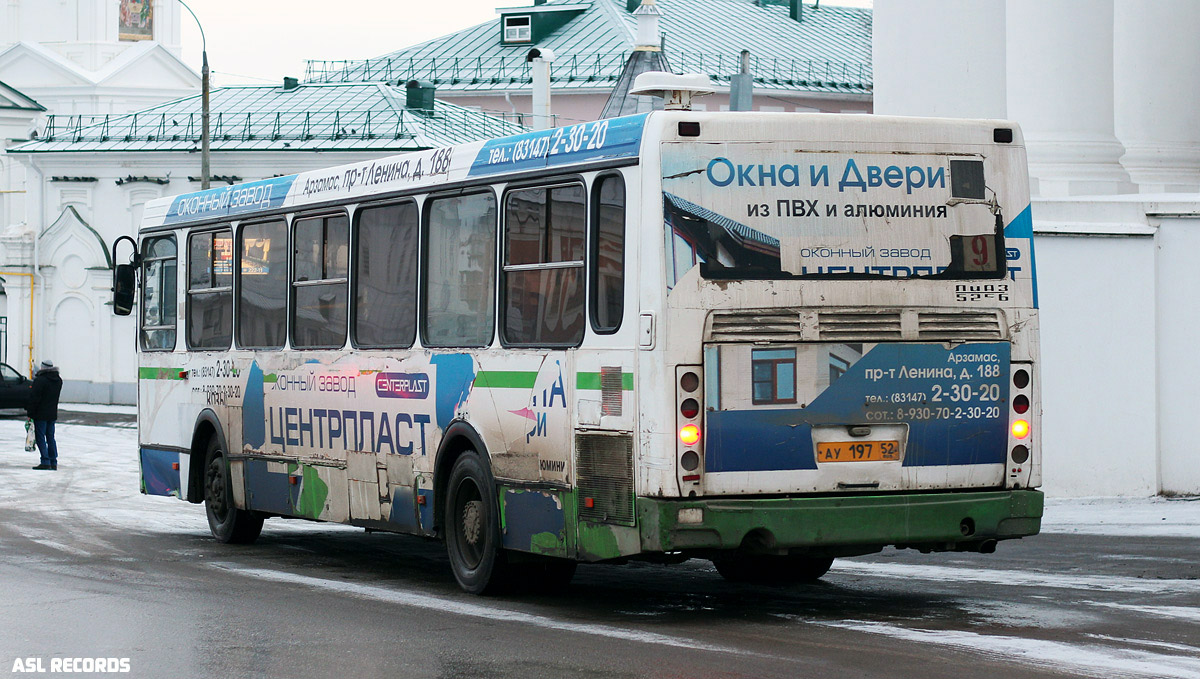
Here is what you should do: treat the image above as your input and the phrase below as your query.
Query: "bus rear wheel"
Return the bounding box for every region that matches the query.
[444,450,510,594]
[712,554,834,584]
[203,438,263,544]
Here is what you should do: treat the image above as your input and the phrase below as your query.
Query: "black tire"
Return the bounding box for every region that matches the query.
[203,437,263,544]
[712,554,834,584]
[444,450,510,594]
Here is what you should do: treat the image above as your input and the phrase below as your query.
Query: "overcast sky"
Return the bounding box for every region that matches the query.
[178,0,871,86]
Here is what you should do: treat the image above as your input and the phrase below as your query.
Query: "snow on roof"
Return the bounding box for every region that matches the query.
[305,0,872,97]
[10,81,527,154]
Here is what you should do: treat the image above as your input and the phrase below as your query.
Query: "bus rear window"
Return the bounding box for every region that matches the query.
[661,149,1006,284]
[665,192,1004,283]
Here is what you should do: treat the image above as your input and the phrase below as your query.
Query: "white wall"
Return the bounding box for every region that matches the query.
[1154,217,1200,494]
[1035,232,1159,496]
[1,0,184,66]
[872,0,1007,119]
[13,149,418,403]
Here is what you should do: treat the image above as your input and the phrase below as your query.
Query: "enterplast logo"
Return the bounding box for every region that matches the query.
[375,373,430,399]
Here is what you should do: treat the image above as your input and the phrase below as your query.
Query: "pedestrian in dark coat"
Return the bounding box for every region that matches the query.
[27,360,62,470]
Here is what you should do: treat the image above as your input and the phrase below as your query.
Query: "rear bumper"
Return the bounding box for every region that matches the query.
[637,489,1043,553]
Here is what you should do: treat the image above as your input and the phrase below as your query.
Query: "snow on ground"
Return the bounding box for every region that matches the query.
[812,620,1200,679]
[1042,496,1200,538]
[59,402,138,415]
[2,417,1198,539]
[0,417,353,538]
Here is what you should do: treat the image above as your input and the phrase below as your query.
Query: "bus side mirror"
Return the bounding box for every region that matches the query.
[113,263,137,316]
[111,235,140,317]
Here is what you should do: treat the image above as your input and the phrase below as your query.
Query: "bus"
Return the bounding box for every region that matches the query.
[119,110,1042,593]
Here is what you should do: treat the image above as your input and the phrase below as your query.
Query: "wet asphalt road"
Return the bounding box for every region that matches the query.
[1,416,1198,678]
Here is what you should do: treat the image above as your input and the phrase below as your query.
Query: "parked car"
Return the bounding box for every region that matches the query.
[0,362,32,413]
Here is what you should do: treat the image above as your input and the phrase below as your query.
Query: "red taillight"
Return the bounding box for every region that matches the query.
[679,424,701,446]
[1011,419,1030,439]
[680,398,700,418]
[1013,394,1030,414]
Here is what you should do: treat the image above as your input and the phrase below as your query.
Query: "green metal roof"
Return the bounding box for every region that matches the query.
[0,79,45,112]
[305,0,872,97]
[10,82,527,154]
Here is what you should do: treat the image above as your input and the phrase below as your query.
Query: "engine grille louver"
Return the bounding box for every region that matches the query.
[576,433,635,526]
[818,312,903,341]
[709,310,805,342]
[917,311,1003,340]
[707,308,1006,342]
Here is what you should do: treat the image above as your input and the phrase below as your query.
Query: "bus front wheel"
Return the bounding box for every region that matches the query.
[444,450,510,594]
[203,438,263,544]
[712,554,834,584]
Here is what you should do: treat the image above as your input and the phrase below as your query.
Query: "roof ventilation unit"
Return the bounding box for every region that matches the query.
[630,72,715,111]
[405,80,436,112]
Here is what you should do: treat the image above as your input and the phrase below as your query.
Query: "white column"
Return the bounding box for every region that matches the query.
[1006,0,1135,197]
[872,0,1007,119]
[1113,0,1200,194]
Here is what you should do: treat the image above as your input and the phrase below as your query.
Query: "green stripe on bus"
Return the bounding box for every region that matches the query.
[576,372,634,391]
[473,370,633,390]
[473,371,538,388]
[138,367,183,380]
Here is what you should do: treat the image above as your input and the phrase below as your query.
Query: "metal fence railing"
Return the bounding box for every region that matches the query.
[37,107,529,145]
[304,52,872,90]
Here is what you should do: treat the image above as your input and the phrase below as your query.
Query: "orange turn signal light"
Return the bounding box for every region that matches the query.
[1011,419,1030,439]
[679,424,701,446]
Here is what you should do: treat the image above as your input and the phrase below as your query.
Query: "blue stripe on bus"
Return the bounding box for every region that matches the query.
[705,343,1011,473]
[467,113,648,177]
[1004,203,1037,308]
[161,175,298,226]
[139,447,181,497]
[389,488,419,530]
[243,458,294,515]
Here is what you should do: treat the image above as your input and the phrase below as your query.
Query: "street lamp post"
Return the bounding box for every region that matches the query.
[178,0,210,190]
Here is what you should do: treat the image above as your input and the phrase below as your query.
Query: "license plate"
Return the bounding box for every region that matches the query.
[816,440,901,463]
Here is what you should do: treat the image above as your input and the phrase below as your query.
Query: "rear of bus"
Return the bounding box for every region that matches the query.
[637,113,1041,571]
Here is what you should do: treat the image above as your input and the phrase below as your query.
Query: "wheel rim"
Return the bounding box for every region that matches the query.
[453,478,485,569]
[205,457,230,524]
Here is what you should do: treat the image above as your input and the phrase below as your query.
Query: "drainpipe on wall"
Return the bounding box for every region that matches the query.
[26,155,45,376]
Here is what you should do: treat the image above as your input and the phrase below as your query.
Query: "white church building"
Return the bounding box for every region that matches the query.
[0,0,525,405]
[0,0,199,396]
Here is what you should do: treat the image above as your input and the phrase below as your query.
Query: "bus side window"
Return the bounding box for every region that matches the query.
[590,174,625,333]
[292,213,349,349]
[237,219,288,349]
[502,183,586,346]
[423,192,497,348]
[141,235,177,351]
[186,228,233,350]
[354,201,418,348]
